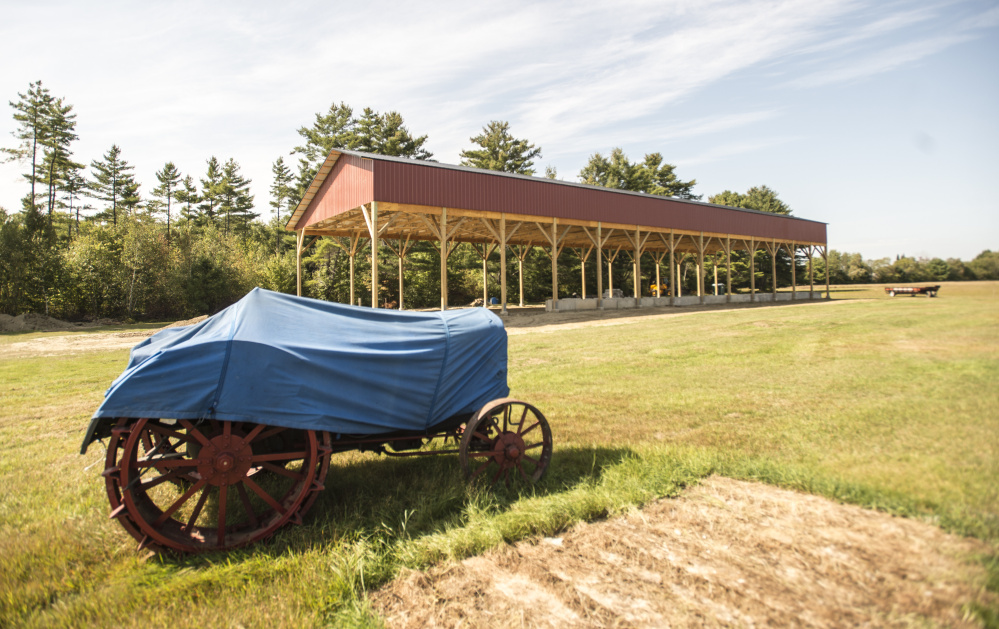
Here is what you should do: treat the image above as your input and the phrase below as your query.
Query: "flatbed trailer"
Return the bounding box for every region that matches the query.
[885,285,940,297]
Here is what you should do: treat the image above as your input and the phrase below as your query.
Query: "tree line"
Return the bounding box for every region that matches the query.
[1,80,995,321]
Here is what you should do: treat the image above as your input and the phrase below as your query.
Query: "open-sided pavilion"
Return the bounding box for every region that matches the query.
[286,149,829,313]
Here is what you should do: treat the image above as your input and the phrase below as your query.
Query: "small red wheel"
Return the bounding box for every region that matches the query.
[103,418,330,553]
[460,398,553,485]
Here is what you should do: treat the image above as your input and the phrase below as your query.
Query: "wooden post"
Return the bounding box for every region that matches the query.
[808,245,815,297]
[551,218,558,306]
[749,238,756,301]
[596,224,603,308]
[790,241,797,300]
[578,245,594,299]
[500,215,507,314]
[676,260,682,297]
[634,225,641,305]
[713,261,719,296]
[771,239,777,299]
[370,203,378,308]
[296,229,304,296]
[518,247,526,307]
[698,232,705,304]
[823,245,830,299]
[441,207,448,310]
[669,231,675,305]
[383,235,411,310]
[725,236,732,303]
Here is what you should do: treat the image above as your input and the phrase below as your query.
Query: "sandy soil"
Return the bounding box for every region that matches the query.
[371,477,995,628]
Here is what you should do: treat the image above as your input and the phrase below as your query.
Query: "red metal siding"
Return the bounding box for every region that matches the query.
[372,160,825,243]
[299,154,374,227]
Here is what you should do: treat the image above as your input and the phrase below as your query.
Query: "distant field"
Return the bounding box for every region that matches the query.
[0,281,996,627]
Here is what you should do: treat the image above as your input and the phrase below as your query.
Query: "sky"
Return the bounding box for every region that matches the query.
[1,0,996,261]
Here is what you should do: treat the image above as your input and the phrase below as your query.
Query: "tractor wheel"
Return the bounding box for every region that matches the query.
[103,417,330,553]
[460,398,553,485]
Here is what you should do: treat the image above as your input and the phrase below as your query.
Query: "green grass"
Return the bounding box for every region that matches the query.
[0,281,996,627]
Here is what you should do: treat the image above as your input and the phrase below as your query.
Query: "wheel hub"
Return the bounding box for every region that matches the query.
[197,435,253,486]
[493,432,526,466]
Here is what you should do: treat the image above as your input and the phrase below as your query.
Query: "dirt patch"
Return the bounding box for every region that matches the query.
[371,477,995,628]
[0,313,78,333]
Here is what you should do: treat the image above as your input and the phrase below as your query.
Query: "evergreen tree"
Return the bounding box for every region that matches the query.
[292,101,355,199]
[270,157,294,253]
[153,162,181,240]
[708,185,790,215]
[363,110,432,159]
[459,121,540,174]
[2,81,56,210]
[198,157,223,226]
[579,148,700,199]
[37,97,81,222]
[62,169,87,236]
[88,145,135,227]
[175,175,200,223]
[218,158,255,235]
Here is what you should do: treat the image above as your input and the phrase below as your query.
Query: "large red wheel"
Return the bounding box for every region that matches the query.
[103,417,330,553]
[460,398,553,485]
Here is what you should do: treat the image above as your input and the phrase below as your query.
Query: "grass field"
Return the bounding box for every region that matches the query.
[1,282,996,627]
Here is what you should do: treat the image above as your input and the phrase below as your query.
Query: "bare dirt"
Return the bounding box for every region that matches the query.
[371,477,995,628]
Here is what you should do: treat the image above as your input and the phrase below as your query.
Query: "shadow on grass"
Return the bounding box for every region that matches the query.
[168,445,635,567]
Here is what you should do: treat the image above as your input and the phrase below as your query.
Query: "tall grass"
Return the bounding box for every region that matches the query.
[0,281,995,627]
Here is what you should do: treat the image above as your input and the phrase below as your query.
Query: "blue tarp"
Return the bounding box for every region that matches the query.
[86,288,508,445]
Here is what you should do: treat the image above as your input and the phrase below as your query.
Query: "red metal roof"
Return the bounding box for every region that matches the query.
[289,150,826,245]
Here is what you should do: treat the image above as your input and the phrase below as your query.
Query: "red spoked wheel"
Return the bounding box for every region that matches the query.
[459,398,553,485]
[103,417,331,553]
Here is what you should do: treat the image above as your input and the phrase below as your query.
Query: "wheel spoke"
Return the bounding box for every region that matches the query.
[518,405,529,428]
[217,484,228,546]
[137,457,200,470]
[146,423,195,445]
[521,454,539,465]
[244,423,267,444]
[251,451,306,464]
[154,478,207,527]
[139,469,185,491]
[524,442,544,451]
[260,461,305,480]
[179,420,212,446]
[255,426,286,442]
[517,462,530,482]
[520,422,540,438]
[491,466,504,485]
[237,483,259,528]
[471,460,491,480]
[243,476,287,514]
[185,485,211,530]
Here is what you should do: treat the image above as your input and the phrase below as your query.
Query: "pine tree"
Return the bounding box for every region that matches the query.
[292,102,355,200]
[579,148,700,200]
[460,121,541,174]
[198,157,223,226]
[37,97,81,222]
[153,162,181,240]
[270,157,294,253]
[61,169,87,236]
[375,111,432,159]
[88,145,135,227]
[175,175,199,223]
[2,81,56,210]
[218,158,255,235]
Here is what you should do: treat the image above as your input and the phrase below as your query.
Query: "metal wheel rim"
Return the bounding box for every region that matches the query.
[460,398,553,485]
[104,418,329,553]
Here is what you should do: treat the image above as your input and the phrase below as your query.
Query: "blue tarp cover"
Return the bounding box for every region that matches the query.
[90,288,508,436]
